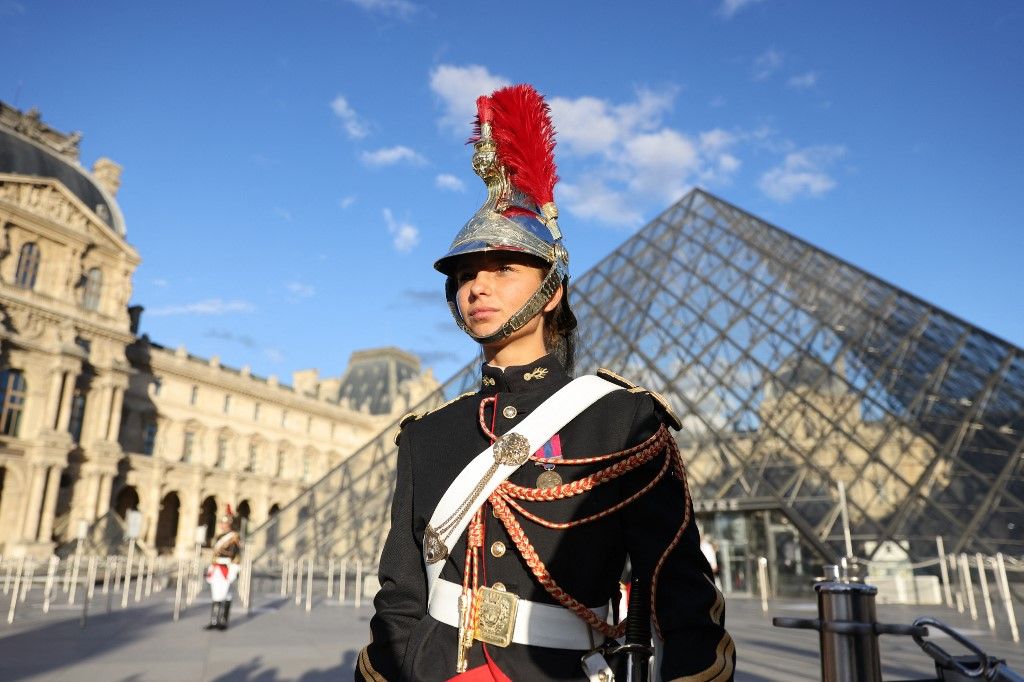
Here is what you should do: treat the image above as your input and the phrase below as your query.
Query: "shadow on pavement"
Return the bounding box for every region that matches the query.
[210,650,358,681]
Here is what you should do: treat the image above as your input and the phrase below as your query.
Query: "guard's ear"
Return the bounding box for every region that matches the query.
[543,284,563,314]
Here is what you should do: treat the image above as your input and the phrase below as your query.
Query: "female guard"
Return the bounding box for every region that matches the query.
[358,84,734,682]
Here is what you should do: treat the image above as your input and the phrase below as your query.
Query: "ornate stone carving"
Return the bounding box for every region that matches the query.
[0,180,97,233]
[0,103,82,161]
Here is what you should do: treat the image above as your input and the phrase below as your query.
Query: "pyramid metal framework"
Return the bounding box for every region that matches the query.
[245,189,1024,569]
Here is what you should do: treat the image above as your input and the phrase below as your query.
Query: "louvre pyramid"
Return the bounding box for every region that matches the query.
[247,189,1024,568]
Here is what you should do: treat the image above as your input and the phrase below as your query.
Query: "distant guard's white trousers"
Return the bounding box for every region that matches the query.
[206,558,240,601]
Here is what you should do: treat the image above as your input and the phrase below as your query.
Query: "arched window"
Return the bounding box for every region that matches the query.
[15,242,41,289]
[0,369,28,436]
[82,267,103,311]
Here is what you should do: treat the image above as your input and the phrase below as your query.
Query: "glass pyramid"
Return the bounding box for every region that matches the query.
[246,189,1023,577]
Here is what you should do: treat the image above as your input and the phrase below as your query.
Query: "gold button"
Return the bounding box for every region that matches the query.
[502,406,518,419]
[490,541,506,558]
[491,582,506,591]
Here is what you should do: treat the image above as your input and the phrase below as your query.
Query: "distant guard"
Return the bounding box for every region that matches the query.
[205,504,242,631]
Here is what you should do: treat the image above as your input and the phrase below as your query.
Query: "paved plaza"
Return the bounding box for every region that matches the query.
[1,589,1021,681]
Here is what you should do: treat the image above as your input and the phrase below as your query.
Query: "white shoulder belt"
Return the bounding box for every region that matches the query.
[422,375,622,650]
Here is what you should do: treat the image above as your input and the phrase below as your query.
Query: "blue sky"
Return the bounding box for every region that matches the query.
[2,0,1022,383]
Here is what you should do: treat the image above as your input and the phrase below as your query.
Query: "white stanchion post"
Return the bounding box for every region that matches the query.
[102,558,111,594]
[355,559,363,610]
[86,556,98,601]
[974,553,995,632]
[113,556,124,595]
[306,558,313,613]
[2,559,12,594]
[995,553,1019,643]
[145,556,154,597]
[69,547,83,605]
[952,554,965,613]
[757,556,769,613]
[7,558,25,624]
[62,550,74,593]
[327,557,334,598]
[20,561,35,603]
[173,559,184,621]
[959,553,977,621]
[135,554,145,602]
[339,558,348,604]
[43,555,59,613]
[936,536,952,608]
[280,559,288,597]
[121,542,136,608]
[295,557,305,606]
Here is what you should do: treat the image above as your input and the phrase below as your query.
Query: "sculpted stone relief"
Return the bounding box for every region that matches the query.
[0,180,103,239]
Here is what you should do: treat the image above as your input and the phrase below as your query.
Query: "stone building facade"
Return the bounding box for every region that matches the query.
[0,103,436,558]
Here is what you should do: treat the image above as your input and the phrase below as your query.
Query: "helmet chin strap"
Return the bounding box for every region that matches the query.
[446,260,563,345]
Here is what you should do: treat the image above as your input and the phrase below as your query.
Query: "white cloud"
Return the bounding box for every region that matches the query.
[274,207,293,222]
[148,299,256,317]
[285,281,315,299]
[264,347,285,363]
[361,145,427,166]
[759,145,845,202]
[753,49,783,80]
[435,173,466,192]
[383,208,420,252]
[330,95,369,139]
[429,64,510,133]
[0,1,25,16]
[339,195,356,209]
[343,0,418,19]
[559,179,643,228]
[787,71,819,89]
[720,0,767,18]
[623,129,700,201]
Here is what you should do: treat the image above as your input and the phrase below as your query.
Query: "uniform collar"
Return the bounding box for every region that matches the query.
[480,353,567,393]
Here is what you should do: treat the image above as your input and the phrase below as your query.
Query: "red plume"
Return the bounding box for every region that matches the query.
[488,85,559,209]
[468,95,492,144]
[225,504,233,516]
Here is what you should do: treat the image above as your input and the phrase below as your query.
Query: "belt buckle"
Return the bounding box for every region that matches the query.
[474,585,519,647]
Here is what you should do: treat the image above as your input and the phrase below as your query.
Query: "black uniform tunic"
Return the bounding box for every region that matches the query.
[358,354,734,681]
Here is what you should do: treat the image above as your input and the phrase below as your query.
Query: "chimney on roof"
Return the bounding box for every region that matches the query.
[92,157,122,197]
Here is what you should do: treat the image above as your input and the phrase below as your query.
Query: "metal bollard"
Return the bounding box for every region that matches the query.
[339,559,348,604]
[305,559,313,613]
[327,557,335,598]
[43,556,59,613]
[773,565,925,682]
[757,556,770,613]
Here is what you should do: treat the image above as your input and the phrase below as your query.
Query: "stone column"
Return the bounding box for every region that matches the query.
[56,371,76,431]
[94,383,112,444]
[95,473,113,518]
[144,483,160,547]
[20,465,47,541]
[79,471,100,523]
[106,386,125,441]
[44,371,65,430]
[175,492,199,556]
[36,466,62,542]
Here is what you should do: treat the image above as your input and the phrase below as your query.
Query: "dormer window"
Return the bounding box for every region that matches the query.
[15,243,40,290]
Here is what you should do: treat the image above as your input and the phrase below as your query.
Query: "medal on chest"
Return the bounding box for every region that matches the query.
[535,433,563,488]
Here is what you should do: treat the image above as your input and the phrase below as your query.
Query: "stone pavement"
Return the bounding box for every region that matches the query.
[0,592,1020,681]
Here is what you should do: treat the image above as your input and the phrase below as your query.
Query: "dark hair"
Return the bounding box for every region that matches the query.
[543,285,577,375]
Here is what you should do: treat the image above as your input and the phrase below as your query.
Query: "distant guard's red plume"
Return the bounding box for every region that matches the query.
[488,85,559,212]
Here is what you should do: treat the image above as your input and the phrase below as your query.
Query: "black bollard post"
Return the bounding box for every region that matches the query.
[815,580,883,682]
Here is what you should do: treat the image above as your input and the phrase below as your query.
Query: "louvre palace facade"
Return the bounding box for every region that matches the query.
[0,103,437,558]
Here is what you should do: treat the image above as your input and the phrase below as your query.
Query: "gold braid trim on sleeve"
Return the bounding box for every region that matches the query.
[675,632,735,682]
[357,646,388,682]
[704,574,725,625]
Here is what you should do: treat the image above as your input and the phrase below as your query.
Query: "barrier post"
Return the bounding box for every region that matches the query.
[355,559,363,609]
[42,555,59,613]
[327,557,335,598]
[959,553,977,621]
[757,556,770,613]
[995,553,1019,643]
[936,536,952,608]
[975,553,995,632]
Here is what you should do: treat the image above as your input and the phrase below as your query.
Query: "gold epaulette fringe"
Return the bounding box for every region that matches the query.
[596,368,682,431]
[393,391,478,445]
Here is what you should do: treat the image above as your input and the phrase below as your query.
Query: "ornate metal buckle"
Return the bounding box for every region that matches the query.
[474,585,519,647]
[492,433,531,466]
[423,525,448,564]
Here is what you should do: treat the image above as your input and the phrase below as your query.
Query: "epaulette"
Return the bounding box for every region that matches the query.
[393,391,478,445]
[596,368,682,431]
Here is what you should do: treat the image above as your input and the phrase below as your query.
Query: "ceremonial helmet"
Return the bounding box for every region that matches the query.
[218,504,235,525]
[434,84,576,346]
